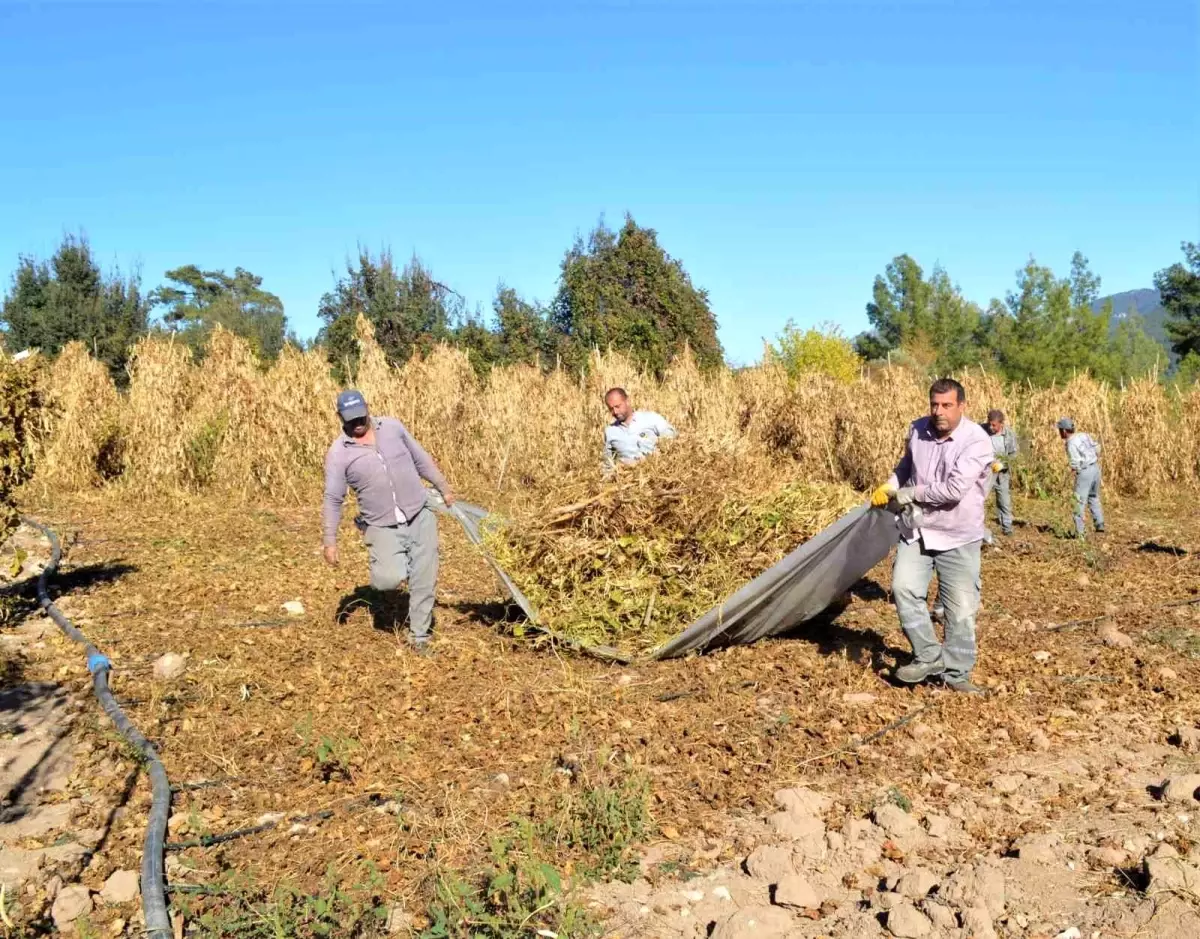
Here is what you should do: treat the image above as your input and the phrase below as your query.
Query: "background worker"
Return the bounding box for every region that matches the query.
[1058,417,1105,537]
[871,378,993,694]
[321,390,455,654]
[985,409,1018,537]
[602,387,677,472]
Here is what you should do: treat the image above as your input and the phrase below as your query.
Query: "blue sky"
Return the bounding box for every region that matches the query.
[1,0,1196,365]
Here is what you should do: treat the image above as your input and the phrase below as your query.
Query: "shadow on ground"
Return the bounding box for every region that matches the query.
[335,585,411,634]
[1,561,138,626]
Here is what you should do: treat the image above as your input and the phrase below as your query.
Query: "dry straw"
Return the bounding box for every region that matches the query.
[37,342,122,490]
[22,336,1200,505]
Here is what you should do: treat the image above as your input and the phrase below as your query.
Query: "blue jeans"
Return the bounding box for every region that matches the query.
[1073,464,1104,535]
[988,471,1013,534]
[893,538,982,683]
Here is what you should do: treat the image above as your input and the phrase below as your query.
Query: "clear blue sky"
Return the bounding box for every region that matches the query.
[2,1,1196,365]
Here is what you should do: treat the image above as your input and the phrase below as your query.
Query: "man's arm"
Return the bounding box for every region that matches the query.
[322,447,347,548]
[602,429,618,474]
[652,412,677,439]
[398,424,452,497]
[913,436,992,506]
[1006,428,1019,458]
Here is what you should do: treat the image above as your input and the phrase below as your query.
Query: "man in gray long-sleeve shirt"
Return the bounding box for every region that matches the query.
[322,389,455,651]
[985,409,1018,537]
[1057,416,1104,537]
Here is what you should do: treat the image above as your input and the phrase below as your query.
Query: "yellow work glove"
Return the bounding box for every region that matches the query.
[991,461,1004,473]
[870,483,896,507]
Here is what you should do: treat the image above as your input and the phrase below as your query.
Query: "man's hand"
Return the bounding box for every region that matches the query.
[441,489,456,507]
[322,544,339,566]
[870,484,896,507]
[894,487,917,506]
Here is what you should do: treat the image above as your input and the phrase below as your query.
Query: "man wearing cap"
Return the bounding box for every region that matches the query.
[985,409,1018,537]
[322,390,455,652]
[870,378,993,695]
[1057,418,1104,537]
[603,387,677,473]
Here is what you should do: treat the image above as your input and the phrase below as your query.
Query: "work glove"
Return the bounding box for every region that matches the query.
[870,483,896,507]
[894,487,917,506]
[991,461,1004,473]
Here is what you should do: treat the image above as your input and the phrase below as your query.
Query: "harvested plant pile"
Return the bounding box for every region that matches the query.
[485,438,861,656]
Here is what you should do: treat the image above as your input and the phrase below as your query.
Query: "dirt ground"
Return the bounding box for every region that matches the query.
[1,489,1199,937]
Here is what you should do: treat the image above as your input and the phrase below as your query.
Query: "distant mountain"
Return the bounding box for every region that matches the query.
[1095,288,1170,346]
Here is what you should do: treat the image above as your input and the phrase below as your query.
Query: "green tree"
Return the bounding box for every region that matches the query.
[1,234,148,382]
[550,216,723,375]
[982,255,1116,385]
[768,322,862,382]
[317,249,461,372]
[150,265,287,360]
[857,255,983,372]
[492,285,556,367]
[1110,313,1164,380]
[1155,242,1200,359]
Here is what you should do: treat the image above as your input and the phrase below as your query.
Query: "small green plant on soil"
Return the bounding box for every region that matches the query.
[423,775,650,937]
[172,865,388,938]
[1147,627,1200,659]
[423,823,596,939]
[886,786,913,812]
[547,777,651,881]
[295,714,360,781]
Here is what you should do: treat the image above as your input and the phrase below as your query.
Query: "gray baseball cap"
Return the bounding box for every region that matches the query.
[336,389,369,421]
[1056,417,1075,431]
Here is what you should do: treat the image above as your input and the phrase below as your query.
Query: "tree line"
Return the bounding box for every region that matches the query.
[3,220,1198,388]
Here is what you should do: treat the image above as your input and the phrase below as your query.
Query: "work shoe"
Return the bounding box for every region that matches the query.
[409,638,433,657]
[944,679,987,696]
[895,659,945,684]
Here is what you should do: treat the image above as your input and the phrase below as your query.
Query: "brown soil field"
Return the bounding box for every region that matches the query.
[2,489,1199,937]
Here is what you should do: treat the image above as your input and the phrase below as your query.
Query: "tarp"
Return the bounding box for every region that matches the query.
[650,505,901,659]
[434,492,901,662]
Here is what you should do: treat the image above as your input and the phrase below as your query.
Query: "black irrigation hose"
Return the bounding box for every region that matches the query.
[22,517,173,939]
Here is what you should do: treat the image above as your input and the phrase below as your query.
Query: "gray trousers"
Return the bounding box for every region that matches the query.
[1073,464,1104,535]
[363,508,439,640]
[987,471,1013,534]
[893,538,982,682]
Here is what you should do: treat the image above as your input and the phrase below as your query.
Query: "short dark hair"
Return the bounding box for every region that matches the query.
[987,409,1005,423]
[929,378,965,403]
[604,387,628,401]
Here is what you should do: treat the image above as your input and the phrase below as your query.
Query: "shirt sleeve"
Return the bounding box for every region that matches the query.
[653,412,677,439]
[399,424,450,493]
[602,429,617,473]
[321,446,347,546]
[1006,429,1019,457]
[915,435,992,506]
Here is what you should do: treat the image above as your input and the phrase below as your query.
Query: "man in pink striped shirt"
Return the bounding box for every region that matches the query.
[870,378,993,694]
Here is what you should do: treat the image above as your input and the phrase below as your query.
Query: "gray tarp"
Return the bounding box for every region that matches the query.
[650,505,901,659]
[435,493,901,662]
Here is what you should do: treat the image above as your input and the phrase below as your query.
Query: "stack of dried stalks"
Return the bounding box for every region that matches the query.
[37,342,121,489]
[483,436,861,657]
[0,354,43,544]
[22,326,1200,509]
